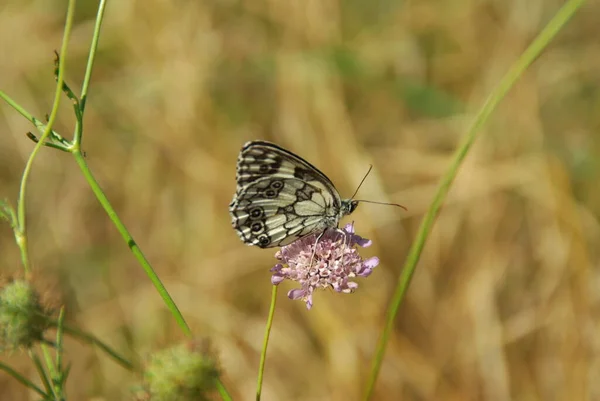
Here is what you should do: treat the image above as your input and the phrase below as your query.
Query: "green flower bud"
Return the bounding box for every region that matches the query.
[0,279,50,352]
[141,340,220,401]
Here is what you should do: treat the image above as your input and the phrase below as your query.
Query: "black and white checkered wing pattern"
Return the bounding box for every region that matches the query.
[229,141,343,248]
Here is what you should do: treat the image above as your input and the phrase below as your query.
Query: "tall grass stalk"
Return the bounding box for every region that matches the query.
[363,0,587,398]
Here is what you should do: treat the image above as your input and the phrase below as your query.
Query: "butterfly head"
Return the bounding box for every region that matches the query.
[341,199,359,217]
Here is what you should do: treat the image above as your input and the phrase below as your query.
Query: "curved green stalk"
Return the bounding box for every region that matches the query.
[362,0,586,399]
[15,0,76,275]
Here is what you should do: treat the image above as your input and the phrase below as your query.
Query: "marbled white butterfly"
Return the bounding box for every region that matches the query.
[229,141,404,248]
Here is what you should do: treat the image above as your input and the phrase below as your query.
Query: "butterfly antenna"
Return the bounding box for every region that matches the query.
[350,165,373,199]
[353,199,408,211]
[351,165,407,210]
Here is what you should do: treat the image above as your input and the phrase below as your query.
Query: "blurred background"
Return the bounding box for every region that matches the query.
[1,0,599,400]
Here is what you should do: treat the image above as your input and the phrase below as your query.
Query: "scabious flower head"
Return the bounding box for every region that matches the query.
[0,278,51,352]
[271,224,379,310]
[137,339,221,401]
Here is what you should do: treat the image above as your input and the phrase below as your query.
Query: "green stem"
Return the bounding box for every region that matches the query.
[54,320,136,371]
[15,0,76,275]
[41,343,62,400]
[0,361,47,398]
[56,307,65,372]
[362,0,586,399]
[80,0,106,115]
[29,349,53,396]
[0,90,36,123]
[71,149,191,336]
[216,379,233,401]
[256,285,278,401]
[73,0,107,146]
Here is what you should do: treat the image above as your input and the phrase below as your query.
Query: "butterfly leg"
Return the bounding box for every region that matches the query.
[339,222,353,268]
[313,227,348,269]
[342,227,349,265]
[308,230,328,270]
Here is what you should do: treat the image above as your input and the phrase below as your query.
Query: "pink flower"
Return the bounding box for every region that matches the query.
[270,224,379,310]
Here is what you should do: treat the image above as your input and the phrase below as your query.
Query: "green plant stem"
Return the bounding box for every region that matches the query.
[41,343,62,400]
[80,0,106,114]
[0,90,36,124]
[53,320,136,371]
[56,308,65,374]
[256,285,278,401]
[61,0,193,341]
[29,349,53,396]
[74,0,107,146]
[0,94,66,149]
[15,0,76,275]
[0,0,193,344]
[362,0,586,399]
[71,149,192,336]
[216,379,233,401]
[0,361,47,398]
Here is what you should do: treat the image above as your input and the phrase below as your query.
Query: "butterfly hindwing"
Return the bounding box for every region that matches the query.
[230,176,336,247]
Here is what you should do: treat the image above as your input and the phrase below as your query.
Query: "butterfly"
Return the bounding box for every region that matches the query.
[229,140,361,248]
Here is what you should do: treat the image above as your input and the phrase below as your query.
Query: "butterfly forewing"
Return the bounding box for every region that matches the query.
[229,141,350,248]
[235,141,338,191]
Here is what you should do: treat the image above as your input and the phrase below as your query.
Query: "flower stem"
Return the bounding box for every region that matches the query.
[362,0,586,399]
[256,285,278,401]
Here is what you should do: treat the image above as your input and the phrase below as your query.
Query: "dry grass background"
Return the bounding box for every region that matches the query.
[1,0,599,400]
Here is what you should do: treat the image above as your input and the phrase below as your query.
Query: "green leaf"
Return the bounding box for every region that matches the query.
[0,200,17,228]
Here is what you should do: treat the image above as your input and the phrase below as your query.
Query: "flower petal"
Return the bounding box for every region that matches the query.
[364,257,379,269]
[344,281,359,293]
[352,234,372,247]
[305,293,313,310]
[357,257,379,277]
[287,288,306,300]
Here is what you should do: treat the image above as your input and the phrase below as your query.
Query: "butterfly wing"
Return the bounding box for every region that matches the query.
[229,141,343,248]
